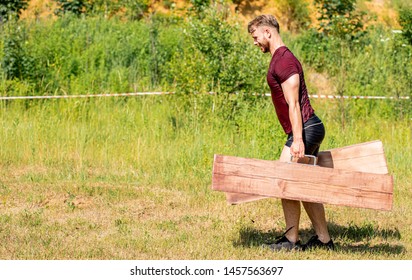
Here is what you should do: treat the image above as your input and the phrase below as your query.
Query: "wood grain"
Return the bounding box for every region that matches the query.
[213,141,393,210]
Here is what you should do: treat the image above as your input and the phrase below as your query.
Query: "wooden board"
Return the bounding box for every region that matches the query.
[316,140,388,173]
[225,140,389,204]
[212,141,393,211]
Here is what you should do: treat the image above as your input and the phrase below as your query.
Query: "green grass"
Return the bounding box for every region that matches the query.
[0,94,410,259]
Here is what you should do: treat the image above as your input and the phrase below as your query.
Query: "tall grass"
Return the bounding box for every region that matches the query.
[0,95,410,259]
[0,1,411,260]
[0,14,184,95]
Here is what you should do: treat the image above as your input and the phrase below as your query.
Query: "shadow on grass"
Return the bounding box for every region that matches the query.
[233,222,404,255]
[337,243,405,255]
[328,222,401,241]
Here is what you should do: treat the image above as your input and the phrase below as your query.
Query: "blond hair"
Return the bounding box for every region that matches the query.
[247,15,280,34]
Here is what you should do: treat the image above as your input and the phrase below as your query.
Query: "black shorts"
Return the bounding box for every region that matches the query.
[285,114,325,156]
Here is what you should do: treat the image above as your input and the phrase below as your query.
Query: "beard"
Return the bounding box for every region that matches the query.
[258,41,270,53]
[261,45,269,53]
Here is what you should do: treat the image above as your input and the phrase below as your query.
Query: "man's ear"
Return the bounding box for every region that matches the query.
[264,28,272,39]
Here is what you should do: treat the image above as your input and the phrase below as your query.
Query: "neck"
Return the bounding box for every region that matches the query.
[270,37,285,56]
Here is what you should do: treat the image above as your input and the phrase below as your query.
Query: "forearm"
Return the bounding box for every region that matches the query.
[281,73,305,158]
[289,101,303,140]
[288,101,305,158]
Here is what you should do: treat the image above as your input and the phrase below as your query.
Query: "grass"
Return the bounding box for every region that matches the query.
[0,94,411,259]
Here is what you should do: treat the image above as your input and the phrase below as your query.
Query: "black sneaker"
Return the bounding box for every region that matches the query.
[263,235,302,251]
[262,227,302,251]
[303,235,335,251]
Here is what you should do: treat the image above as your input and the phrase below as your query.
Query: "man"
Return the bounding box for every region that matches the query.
[248,15,334,251]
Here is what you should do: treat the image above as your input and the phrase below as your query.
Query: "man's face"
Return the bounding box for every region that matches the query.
[250,26,270,53]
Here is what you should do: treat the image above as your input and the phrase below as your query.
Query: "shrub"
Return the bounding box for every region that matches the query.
[277,0,311,33]
[54,0,92,16]
[0,21,37,81]
[314,0,367,41]
[167,5,268,94]
[0,0,28,22]
[399,6,412,45]
[189,0,211,16]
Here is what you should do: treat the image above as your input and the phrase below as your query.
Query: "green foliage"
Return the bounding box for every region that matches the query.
[399,6,412,45]
[315,0,356,19]
[0,3,411,261]
[54,0,92,16]
[0,0,28,22]
[0,3,410,121]
[0,15,183,95]
[120,0,150,20]
[185,7,234,92]
[292,24,412,123]
[65,0,151,19]
[167,5,268,93]
[189,0,211,16]
[314,0,366,41]
[0,21,37,81]
[277,0,310,32]
[87,0,122,17]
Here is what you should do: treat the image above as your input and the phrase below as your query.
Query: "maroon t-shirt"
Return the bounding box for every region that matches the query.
[266,46,314,134]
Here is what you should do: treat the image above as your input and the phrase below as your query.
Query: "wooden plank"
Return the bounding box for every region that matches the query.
[224,140,389,205]
[212,147,393,211]
[214,155,393,210]
[317,140,388,174]
[215,156,392,193]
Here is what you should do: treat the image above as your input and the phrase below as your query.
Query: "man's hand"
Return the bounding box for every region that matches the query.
[290,138,305,158]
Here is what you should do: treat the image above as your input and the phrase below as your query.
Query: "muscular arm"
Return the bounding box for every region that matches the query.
[281,73,305,158]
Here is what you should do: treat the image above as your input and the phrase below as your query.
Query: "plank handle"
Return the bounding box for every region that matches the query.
[290,155,318,166]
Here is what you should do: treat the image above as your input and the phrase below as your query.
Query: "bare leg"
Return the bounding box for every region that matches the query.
[281,199,301,242]
[279,146,301,243]
[302,202,331,243]
[279,146,331,243]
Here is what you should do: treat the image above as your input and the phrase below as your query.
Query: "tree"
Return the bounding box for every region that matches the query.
[0,0,29,22]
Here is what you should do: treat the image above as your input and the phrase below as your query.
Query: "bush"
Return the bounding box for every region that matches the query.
[166,5,268,94]
[0,21,38,81]
[0,14,186,95]
[0,0,28,22]
[314,0,367,41]
[54,0,92,16]
[189,0,211,17]
[399,6,412,45]
[0,3,409,122]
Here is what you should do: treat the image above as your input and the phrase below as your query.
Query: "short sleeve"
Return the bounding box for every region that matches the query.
[274,53,299,84]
